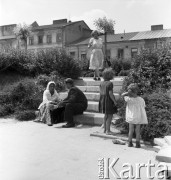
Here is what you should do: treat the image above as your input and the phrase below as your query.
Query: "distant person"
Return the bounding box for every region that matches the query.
[121,83,148,148]
[58,78,88,128]
[99,68,118,134]
[88,30,104,81]
[38,81,62,126]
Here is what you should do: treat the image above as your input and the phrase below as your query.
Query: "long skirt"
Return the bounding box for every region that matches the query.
[39,103,64,125]
[89,49,104,70]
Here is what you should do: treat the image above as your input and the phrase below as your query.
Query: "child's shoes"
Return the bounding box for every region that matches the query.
[128,141,134,147]
[135,141,141,148]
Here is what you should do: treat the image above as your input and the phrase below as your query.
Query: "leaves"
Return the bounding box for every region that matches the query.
[94,16,115,33]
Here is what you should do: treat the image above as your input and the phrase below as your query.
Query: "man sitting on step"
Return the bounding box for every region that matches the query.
[59,78,88,128]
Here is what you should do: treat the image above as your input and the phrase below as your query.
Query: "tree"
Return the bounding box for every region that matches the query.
[13,23,32,51]
[94,16,115,67]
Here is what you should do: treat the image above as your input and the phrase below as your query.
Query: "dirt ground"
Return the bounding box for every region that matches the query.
[0,118,164,180]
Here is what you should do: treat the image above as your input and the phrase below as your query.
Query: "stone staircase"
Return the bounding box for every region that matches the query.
[59,77,124,126]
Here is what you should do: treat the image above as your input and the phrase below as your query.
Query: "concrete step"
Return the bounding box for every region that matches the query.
[74,112,121,126]
[164,136,171,146]
[87,101,99,112]
[74,77,125,86]
[74,112,103,125]
[154,138,169,147]
[59,92,120,102]
[77,85,122,93]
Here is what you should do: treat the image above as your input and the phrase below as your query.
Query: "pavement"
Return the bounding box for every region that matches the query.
[0,118,165,180]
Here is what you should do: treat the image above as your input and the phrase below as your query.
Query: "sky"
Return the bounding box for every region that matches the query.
[0,0,171,33]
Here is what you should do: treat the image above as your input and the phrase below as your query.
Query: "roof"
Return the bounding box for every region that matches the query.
[130,29,171,40]
[32,20,90,30]
[72,29,171,46]
[0,35,16,40]
[73,32,138,46]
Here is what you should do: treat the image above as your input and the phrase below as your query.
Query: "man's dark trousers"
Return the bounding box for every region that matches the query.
[64,103,87,124]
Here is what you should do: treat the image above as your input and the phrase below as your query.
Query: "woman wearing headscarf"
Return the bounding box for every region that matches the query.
[88,30,104,81]
[38,81,61,126]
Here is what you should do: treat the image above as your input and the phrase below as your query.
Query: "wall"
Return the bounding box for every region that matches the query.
[64,21,91,46]
[0,24,16,37]
[27,28,63,50]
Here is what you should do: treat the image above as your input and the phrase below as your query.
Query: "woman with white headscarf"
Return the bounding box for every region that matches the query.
[38,81,61,126]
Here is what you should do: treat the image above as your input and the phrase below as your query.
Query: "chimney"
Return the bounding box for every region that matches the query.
[53,19,67,25]
[107,30,115,35]
[151,24,163,31]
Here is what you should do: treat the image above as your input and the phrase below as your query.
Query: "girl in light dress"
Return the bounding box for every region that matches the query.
[122,83,148,148]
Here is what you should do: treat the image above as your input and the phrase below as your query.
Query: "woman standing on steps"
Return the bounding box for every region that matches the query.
[99,68,118,135]
[87,30,104,81]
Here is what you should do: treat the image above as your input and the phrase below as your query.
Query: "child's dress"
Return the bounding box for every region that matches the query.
[99,81,117,114]
[124,96,148,124]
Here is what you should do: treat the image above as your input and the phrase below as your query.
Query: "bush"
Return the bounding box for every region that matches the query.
[34,48,81,78]
[117,47,171,141]
[8,79,42,111]
[0,49,36,76]
[0,104,14,117]
[111,59,131,76]
[0,73,66,117]
[0,48,82,79]
[122,48,171,94]
[118,70,130,76]
[15,110,36,121]
[36,72,66,91]
[141,92,171,141]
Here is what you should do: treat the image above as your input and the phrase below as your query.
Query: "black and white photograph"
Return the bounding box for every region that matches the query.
[0,0,171,179]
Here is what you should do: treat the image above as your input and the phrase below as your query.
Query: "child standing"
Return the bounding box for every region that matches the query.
[122,83,148,148]
[99,68,118,135]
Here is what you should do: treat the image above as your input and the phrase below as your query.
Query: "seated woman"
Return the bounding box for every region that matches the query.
[38,81,62,126]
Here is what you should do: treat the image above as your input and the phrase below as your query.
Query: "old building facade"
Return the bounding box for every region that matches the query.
[0,22,171,62]
[66,25,171,62]
[0,19,92,52]
[0,24,17,51]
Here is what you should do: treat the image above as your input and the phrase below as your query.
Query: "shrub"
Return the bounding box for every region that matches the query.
[34,48,81,78]
[36,72,66,91]
[118,70,130,76]
[111,58,131,76]
[122,48,171,94]
[116,47,171,141]
[15,110,36,121]
[0,104,14,117]
[0,49,36,76]
[141,92,171,141]
[0,73,66,117]
[0,48,82,79]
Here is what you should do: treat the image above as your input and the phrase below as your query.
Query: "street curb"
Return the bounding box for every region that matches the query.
[90,132,152,145]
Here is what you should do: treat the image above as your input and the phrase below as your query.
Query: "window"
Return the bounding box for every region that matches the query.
[38,35,43,44]
[157,41,163,49]
[70,52,75,58]
[56,33,62,42]
[81,53,86,61]
[47,35,52,44]
[131,48,138,58]
[29,37,34,45]
[118,48,124,59]
[79,25,82,32]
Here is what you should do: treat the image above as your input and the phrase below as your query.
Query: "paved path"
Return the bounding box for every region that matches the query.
[0,119,162,180]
